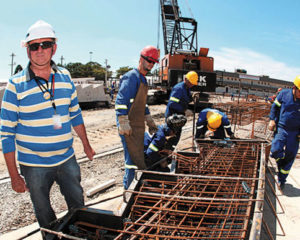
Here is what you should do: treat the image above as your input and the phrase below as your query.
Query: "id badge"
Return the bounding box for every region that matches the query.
[53,114,62,129]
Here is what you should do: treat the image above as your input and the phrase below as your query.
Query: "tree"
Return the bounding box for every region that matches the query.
[116,66,133,78]
[65,61,107,80]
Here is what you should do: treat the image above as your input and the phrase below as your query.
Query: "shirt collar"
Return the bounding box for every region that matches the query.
[25,60,59,81]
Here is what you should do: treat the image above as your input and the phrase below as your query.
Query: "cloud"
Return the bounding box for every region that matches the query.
[210,47,300,82]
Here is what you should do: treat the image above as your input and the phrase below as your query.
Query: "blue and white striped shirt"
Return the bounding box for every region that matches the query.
[0,63,83,167]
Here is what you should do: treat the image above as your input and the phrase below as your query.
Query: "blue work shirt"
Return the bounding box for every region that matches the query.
[196,108,233,136]
[165,82,192,118]
[144,124,171,163]
[115,69,150,124]
[270,89,300,131]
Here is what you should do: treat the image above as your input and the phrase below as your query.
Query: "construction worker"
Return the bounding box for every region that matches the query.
[195,108,235,139]
[115,45,159,189]
[268,88,282,104]
[165,71,198,147]
[268,76,300,189]
[0,20,95,227]
[144,114,187,171]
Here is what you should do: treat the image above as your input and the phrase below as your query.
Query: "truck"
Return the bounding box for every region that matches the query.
[147,0,216,104]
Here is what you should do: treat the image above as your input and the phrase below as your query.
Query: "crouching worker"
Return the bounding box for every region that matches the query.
[195,108,235,139]
[144,114,187,172]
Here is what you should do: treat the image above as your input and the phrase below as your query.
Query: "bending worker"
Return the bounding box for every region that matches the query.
[144,114,187,171]
[268,76,300,189]
[0,20,95,227]
[195,108,235,139]
[165,71,198,146]
[115,45,159,190]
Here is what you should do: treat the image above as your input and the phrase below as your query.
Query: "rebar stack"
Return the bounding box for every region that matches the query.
[116,140,264,239]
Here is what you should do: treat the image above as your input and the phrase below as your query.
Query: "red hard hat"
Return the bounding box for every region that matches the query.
[277,88,282,93]
[140,46,159,63]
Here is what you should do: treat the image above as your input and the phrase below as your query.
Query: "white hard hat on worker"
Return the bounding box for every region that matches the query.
[22,20,57,68]
[21,20,57,47]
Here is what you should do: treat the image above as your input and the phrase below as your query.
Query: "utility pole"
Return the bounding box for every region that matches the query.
[9,53,16,76]
[60,55,65,66]
[104,59,108,87]
[104,59,111,87]
[89,51,93,62]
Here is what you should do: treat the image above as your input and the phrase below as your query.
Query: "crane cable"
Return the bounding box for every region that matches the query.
[157,0,161,50]
[184,0,194,19]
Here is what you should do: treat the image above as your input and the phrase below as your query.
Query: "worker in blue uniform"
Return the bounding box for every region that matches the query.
[195,108,235,139]
[115,46,159,189]
[268,76,300,189]
[144,114,187,171]
[165,71,198,147]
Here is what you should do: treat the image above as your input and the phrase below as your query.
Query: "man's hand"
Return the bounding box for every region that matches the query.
[145,114,158,134]
[11,175,28,193]
[268,120,276,131]
[118,115,132,136]
[230,134,236,139]
[192,92,200,102]
[84,144,96,160]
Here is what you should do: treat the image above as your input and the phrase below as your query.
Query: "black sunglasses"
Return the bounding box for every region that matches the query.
[28,41,55,51]
[141,55,156,64]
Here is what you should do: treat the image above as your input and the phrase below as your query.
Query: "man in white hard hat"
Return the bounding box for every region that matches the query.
[0,20,95,227]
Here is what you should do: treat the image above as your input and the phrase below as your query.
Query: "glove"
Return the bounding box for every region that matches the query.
[192,92,200,102]
[145,114,158,135]
[268,120,276,131]
[230,134,236,139]
[199,134,205,139]
[118,115,132,136]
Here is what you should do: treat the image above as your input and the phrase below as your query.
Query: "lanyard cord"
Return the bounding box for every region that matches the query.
[35,74,56,112]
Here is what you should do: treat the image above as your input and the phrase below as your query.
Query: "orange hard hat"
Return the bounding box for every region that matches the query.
[141,46,160,63]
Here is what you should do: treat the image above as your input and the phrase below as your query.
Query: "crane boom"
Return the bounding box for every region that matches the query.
[160,0,198,55]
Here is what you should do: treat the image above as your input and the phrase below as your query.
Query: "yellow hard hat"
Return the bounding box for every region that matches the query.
[185,71,198,85]
[294,75,300,90]
[207,112,222,131]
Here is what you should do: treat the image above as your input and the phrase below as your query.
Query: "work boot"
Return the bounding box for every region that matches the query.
[279,182,285,191]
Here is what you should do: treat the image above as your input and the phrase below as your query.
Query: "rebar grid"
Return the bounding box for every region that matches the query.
[113,141,262,239]
[117,176,259,239]
[177,141,260,177]
[213,101,270,126]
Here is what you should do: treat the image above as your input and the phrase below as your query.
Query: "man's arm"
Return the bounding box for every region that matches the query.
[4,152,28,193]
[73,124,95,160]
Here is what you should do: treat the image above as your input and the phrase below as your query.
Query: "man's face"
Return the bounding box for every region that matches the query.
[141,57,155,73]
[184,78,194,88]
[295,87,300,99]
[27,38,56,67]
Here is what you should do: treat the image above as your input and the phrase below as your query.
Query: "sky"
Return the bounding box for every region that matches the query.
[0,0,299,82]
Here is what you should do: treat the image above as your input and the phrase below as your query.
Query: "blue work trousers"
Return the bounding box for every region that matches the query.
[270,127,299,184]
[20,156,84,227]
[120,134,136,189]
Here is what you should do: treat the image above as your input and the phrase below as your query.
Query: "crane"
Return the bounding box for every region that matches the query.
[147,0,216,104]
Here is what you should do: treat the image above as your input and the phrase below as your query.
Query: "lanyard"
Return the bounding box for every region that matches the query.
[35,74,57,113]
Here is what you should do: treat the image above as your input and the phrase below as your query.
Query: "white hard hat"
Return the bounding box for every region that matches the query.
[21,20,56,47]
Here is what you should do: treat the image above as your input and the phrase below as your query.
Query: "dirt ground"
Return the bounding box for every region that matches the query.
[0,97,300,239]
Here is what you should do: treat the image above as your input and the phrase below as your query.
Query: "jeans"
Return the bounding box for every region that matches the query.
[20,155,84,227]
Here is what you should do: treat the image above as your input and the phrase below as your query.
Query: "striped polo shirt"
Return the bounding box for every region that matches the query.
[0,62,84,167]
